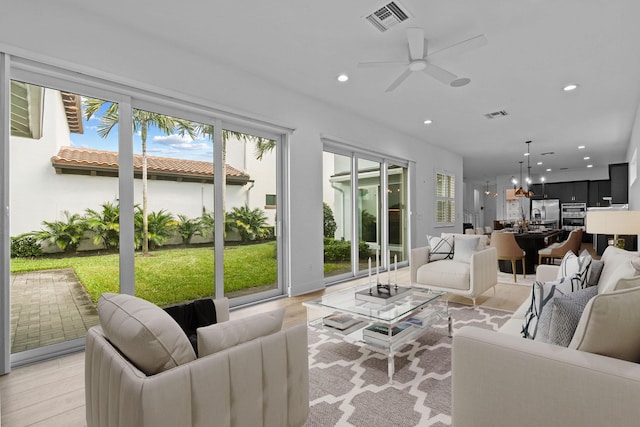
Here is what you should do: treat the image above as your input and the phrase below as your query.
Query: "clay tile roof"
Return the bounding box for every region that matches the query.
[51,146,249,181]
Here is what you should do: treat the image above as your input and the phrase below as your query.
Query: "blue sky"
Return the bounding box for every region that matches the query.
[70,101,214,162]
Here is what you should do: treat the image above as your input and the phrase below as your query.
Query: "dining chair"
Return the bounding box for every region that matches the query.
[538,229,583,265]
[490,231,526,283]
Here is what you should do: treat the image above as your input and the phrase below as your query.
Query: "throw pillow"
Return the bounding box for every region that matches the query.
[452,236,480,264]
[521,278,575,339]
[197,307,285,357]
[427,235,454,261]
[555,250,592,290]
[534,285,597,347]
[586,259,604,287]
[569,286,640,362]
[98,293,196,376]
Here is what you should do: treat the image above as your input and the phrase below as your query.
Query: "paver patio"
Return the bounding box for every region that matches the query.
[10,268,99,353]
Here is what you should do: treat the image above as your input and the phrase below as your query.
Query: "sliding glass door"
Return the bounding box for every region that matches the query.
[0,56,289,372]
[323,146,410,283]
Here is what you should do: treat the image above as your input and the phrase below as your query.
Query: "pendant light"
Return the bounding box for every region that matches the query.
[514,161,526,197]
[526,141,534,198]
[484,180,491,196]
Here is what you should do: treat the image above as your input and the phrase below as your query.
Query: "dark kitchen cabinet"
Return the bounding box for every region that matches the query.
[609,163,628,204]
[557,181,588,204]
[588,180,611,207]
[531,182,563,199]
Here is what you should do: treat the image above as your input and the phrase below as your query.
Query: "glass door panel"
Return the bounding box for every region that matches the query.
[323,151,352,279]
[357,158,381,273]
[129,108,215,306]
[222,128,278,301]
[388,164,408,263]
[9,82,117,356]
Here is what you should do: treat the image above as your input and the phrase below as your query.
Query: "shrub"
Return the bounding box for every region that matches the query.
[175,214,204,245]
[34,211,88,253]
[324,238,372,262]
[226,205,268,242]
[11,235,42,258]
[323,202,337,238]
[135,208,175,250]
[323,238,350,262]
[85,202,120,250]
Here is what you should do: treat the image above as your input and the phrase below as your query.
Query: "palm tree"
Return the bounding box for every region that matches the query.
[83,99,196,255]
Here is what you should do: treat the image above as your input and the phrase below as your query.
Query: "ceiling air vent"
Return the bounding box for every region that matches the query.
[484,110,509,119]
[364,1,413,32]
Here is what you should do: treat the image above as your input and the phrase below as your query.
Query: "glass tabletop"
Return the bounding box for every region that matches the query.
[304,283,445,323]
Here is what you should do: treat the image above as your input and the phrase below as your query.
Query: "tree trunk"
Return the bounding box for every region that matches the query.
[142,126,149,255]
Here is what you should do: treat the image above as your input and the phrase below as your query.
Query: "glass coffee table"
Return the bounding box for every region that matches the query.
[303,283,450,382]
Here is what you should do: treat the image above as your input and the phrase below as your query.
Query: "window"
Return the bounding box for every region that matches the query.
[265,194,276,208]
[436,171,455,225]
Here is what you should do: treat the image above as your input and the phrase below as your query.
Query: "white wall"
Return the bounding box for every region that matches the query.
[0,27,463,297]
[627,103,640,210]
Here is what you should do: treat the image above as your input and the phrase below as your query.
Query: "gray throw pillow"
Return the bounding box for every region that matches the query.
[535,286,597,347]
[587,259,604,287]
[453,236,480,264]
[522,278,574,339]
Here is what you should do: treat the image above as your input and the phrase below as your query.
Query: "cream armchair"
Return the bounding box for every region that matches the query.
[410,234,498,305]
[85,294,309,427]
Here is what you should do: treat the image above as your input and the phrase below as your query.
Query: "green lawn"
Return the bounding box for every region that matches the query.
[11,242,278,306]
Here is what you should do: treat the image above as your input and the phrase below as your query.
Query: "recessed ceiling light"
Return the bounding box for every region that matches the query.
[563,83,579,91]
[423,119,432,125]
[587,164,593,168]
[584,156,590,160]
[524,152,530,156]
[537,161,543,165]
[578,145,585,149]
[546,168,552,172]
[337,73,349,83]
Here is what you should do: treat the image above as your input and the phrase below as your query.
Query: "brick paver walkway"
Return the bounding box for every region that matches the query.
[10,269,99,353]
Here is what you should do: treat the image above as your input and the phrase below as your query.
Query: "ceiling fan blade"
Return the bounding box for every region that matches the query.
[357,60,409,68]
[427,34,488,60]
[385,68,413,92]
[407,27,425,61]
[423,63,458,85]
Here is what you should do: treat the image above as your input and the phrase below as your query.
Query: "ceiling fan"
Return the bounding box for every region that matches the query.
[358,28,488,92]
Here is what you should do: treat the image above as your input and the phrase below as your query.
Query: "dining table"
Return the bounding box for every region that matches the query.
[498,228,564,275]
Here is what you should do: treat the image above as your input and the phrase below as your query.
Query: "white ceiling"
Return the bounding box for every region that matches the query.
[9,0,640,183]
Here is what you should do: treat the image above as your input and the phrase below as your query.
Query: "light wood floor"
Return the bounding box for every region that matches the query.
[0,267,530,427]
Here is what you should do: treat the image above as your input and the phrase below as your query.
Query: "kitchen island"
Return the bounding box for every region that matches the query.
[498,229,564,275]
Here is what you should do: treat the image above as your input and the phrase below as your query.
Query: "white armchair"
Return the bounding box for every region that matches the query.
[410,234,498,305]
[85,294,309,427]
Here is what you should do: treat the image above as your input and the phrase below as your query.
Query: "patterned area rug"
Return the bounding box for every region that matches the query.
[304,303,511,427]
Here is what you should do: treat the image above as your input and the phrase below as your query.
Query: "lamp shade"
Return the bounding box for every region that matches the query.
[586,211,640,235]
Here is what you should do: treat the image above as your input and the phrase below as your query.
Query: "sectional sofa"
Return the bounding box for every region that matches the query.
[451,246,640,427]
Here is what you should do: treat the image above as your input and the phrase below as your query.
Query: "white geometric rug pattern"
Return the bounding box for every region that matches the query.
[304,303,511,427]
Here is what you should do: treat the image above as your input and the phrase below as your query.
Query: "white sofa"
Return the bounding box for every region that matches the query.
[411,233,498,305]
[85,294,309,427]
[452,246,640,427]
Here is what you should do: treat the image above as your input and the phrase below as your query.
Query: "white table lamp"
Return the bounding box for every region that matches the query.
[586,210,640,249]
